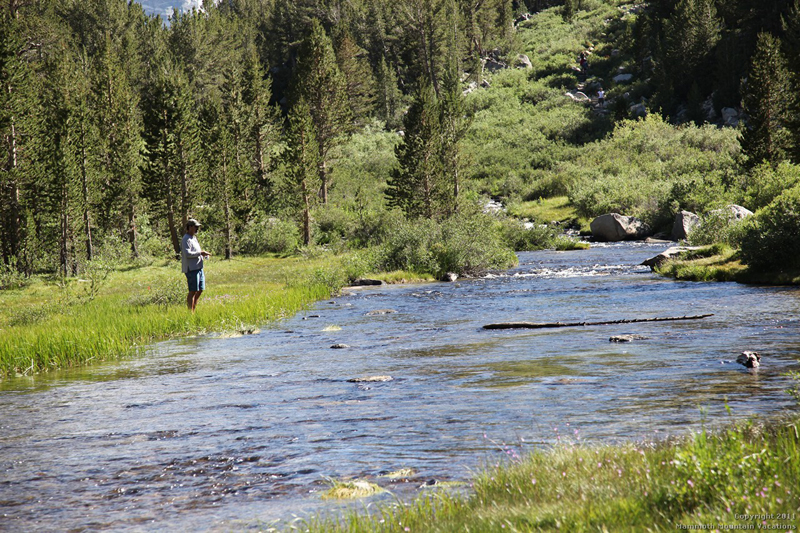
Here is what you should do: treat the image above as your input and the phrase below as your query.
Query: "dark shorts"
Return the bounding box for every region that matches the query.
[185,268,205,292]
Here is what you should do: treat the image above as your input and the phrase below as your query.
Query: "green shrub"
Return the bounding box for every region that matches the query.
[238,216,300,255]
[378,212,517,277]
[741,161,800,211]
[739,185,800,271]
[688,209,748,247]
[0,260,28,290]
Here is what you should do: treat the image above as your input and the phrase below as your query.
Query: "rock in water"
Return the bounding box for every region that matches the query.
[609,334,648,342]
[330,344,350,349]
[736,351,761,368]
[348,375,393,383]
[365,309,397,316]
[442,272,458,282]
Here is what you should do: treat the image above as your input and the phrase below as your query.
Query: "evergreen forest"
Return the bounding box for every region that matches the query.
[2,0,800,283]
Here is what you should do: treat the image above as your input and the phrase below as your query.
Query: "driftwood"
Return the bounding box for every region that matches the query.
[483,314,714,330]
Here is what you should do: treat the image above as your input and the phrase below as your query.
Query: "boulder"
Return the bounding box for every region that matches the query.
[351,278,384,286]
[736,351,760,368]
[514,54,533,69]
[641,246,702,269]
[721,107,738,126]
[441,272,458,282]
[565,91,590,102]
[613,73,633,83]
[629,103,647,117]
[462,81,478,96]
[671,210,701,241]
[348,375,394,383]
[483,58,506,73]
[726,204,754,220]
[590,213,651,242]
[331,343,350,349]
[365,309,397,316]
[610,334,648,342]
[709,204,753,221]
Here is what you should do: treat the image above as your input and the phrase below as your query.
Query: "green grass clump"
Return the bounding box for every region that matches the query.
[307,419,800,531]
[322,479,385,500]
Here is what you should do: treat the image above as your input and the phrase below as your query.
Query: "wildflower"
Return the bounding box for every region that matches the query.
[562,471,566,477]
[687,480,694,488]
[531,478,536,485]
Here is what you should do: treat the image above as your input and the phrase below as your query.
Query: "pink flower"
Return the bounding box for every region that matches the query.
[687,480,694,488]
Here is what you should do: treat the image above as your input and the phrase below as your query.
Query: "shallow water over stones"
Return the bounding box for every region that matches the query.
[1,242,798,530]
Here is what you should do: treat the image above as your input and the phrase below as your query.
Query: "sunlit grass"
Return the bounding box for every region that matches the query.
[655,245,800,285]
[507,196,590,233]
[307,418,800,531]
[0,254,344,377]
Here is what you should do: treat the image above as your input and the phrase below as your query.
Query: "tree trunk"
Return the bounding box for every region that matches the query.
[301,178,311,245]
[163,120,180,256]
[5,84,21,260]
[60,186,68,278]
[319,161,328,204]
[80,121,93,261]
[180,138,189,226]
[128,187,138,258]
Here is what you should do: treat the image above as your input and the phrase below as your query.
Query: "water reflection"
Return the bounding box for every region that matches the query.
[1,243,799,530]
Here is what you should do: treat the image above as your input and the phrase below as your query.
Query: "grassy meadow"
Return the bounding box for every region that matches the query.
[0,253,395,378]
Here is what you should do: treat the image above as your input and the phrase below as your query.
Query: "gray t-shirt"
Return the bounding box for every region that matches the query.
[181,233,204,273]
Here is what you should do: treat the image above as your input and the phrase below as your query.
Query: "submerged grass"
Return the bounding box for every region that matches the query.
[308,418,800,531]
[0,255,344,377]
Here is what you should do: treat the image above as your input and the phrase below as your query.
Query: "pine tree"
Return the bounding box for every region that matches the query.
[143,58,202,256]
[335,30,377,125]
[292,19,351,205]
[663,0,720,97]
[92,34,145,257]
[242,47,281,210]
[386,81,445,220]
[0,9,34,266]
[438,46,471,213]
[375,55,403,128]
[283,98,320,245]
[741,32,794,168]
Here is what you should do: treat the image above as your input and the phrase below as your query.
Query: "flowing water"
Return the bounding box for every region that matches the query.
[1,243,799,531]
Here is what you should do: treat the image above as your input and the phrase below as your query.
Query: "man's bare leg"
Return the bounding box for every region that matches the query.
[192,290,203,311]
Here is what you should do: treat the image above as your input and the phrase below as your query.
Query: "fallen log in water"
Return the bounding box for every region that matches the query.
[483,314,714,330]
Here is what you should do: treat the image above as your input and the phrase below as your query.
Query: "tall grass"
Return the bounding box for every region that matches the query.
[307,418,800,531]
[0,255,340,377]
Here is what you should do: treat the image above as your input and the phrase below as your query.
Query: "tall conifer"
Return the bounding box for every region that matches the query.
[283,98,320,245]
[386,81,444,220]
[741,32,794,167]
[292,20,351,205]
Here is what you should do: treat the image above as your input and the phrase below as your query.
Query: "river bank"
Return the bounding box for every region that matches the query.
[309,415,800,532]
[652,245,800,285]
[0,253,432,378]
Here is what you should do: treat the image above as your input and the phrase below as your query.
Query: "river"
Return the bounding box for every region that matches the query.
[1,242,798,531]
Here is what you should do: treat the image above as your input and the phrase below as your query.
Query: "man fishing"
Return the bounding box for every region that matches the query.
[181,218,211,313]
